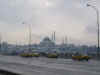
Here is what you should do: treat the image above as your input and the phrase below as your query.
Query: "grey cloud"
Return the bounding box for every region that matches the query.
[0,0,99,45]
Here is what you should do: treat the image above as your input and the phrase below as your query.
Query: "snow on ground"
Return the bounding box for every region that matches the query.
[0,55,100,75]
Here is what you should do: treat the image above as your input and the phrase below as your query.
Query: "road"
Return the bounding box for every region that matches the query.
[0,55,100,75]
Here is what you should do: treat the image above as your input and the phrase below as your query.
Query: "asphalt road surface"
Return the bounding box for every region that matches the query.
[0,55,100,75]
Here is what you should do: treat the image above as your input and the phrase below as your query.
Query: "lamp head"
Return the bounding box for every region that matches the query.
[87,4,91,7]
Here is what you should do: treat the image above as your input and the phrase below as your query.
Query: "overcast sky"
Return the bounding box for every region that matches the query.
[0,0,100,45]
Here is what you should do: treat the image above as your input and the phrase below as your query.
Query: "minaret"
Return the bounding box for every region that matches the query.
[62,38,64,45]
[0,34,2,51]
[51,32,53,42]
[53,31,56,42]
[51,31,56,43]
[65,36,68,45]
[28,24,32,52]
[62,36,68,45]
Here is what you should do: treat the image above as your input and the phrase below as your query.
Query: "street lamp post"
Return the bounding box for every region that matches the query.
[87,4,100,58]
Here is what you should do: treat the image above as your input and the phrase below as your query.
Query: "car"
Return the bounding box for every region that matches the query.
[20,53,40,57]
[72,55,91,61]
[47,53,59,58]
